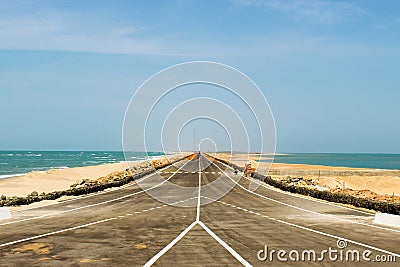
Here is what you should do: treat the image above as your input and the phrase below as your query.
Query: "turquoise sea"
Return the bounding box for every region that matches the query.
[1,152,400,180]
[262,153,400,170]
[0,151,165,179]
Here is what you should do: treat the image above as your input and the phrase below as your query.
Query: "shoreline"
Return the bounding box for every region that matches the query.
[0,154,186,199]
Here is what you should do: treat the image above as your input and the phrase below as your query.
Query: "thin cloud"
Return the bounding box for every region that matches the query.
[233,0,367,23]
[0,9,175,56]
[0,14,212,57]
[376,17,400,29]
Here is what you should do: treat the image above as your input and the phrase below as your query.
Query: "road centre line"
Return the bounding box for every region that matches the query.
[144,156,251,266]
[196,156,202,222]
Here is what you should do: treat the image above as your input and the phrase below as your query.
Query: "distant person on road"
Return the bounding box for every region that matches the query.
[234,167,238,175]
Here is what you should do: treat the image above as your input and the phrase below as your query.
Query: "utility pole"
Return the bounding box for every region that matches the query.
[193,129,196,152]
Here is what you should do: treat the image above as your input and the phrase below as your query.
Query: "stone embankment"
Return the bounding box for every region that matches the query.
[0,154,192,207]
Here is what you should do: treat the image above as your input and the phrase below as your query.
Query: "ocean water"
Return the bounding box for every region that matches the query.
[0,151,165,179]
[2,152,399,180]
[260,153,400,170]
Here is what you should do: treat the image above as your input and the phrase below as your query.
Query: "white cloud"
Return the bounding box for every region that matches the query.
[0,6,173,56]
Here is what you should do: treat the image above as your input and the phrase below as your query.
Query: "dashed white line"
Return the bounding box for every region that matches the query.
[1,160,193,227]
[206,196,400,259]
[212,160,400,234]
[0,217,117,248]
[196,156,202,222]
[207,156,372,216]
[240,174,373,215]
[12,159,191,214]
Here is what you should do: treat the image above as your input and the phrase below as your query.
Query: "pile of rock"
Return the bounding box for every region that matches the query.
[329,188,400,203]
[213,155,400,215]
[280,176,316,187]
[0,154,191,207]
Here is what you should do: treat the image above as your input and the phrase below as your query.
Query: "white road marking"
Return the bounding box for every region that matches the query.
[12,180,135,214]
[11,159,188,214]
[131,197,197,216]
[206,196,400,259]
[144,156,250,266]
[207,156,373,215]
[0,217,116,248]
[0,160,193,227]
[212,160,400,234]
[0,196,199,249]
[240,174,373,215]
[196,156,202,222]
[143,221,197,267]
[198,221,252,266]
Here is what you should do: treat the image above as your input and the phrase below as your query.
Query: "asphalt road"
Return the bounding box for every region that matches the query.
[0,154,399,266]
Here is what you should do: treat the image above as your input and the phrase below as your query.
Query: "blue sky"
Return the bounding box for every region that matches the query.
[0,0,399,153]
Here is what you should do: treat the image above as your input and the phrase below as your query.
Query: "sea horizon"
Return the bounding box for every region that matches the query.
[1,151,399,179]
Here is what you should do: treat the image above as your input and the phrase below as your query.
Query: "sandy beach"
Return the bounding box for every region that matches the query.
[216,153,400,198]
[0,162,131,197]
[0,153,187,198]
